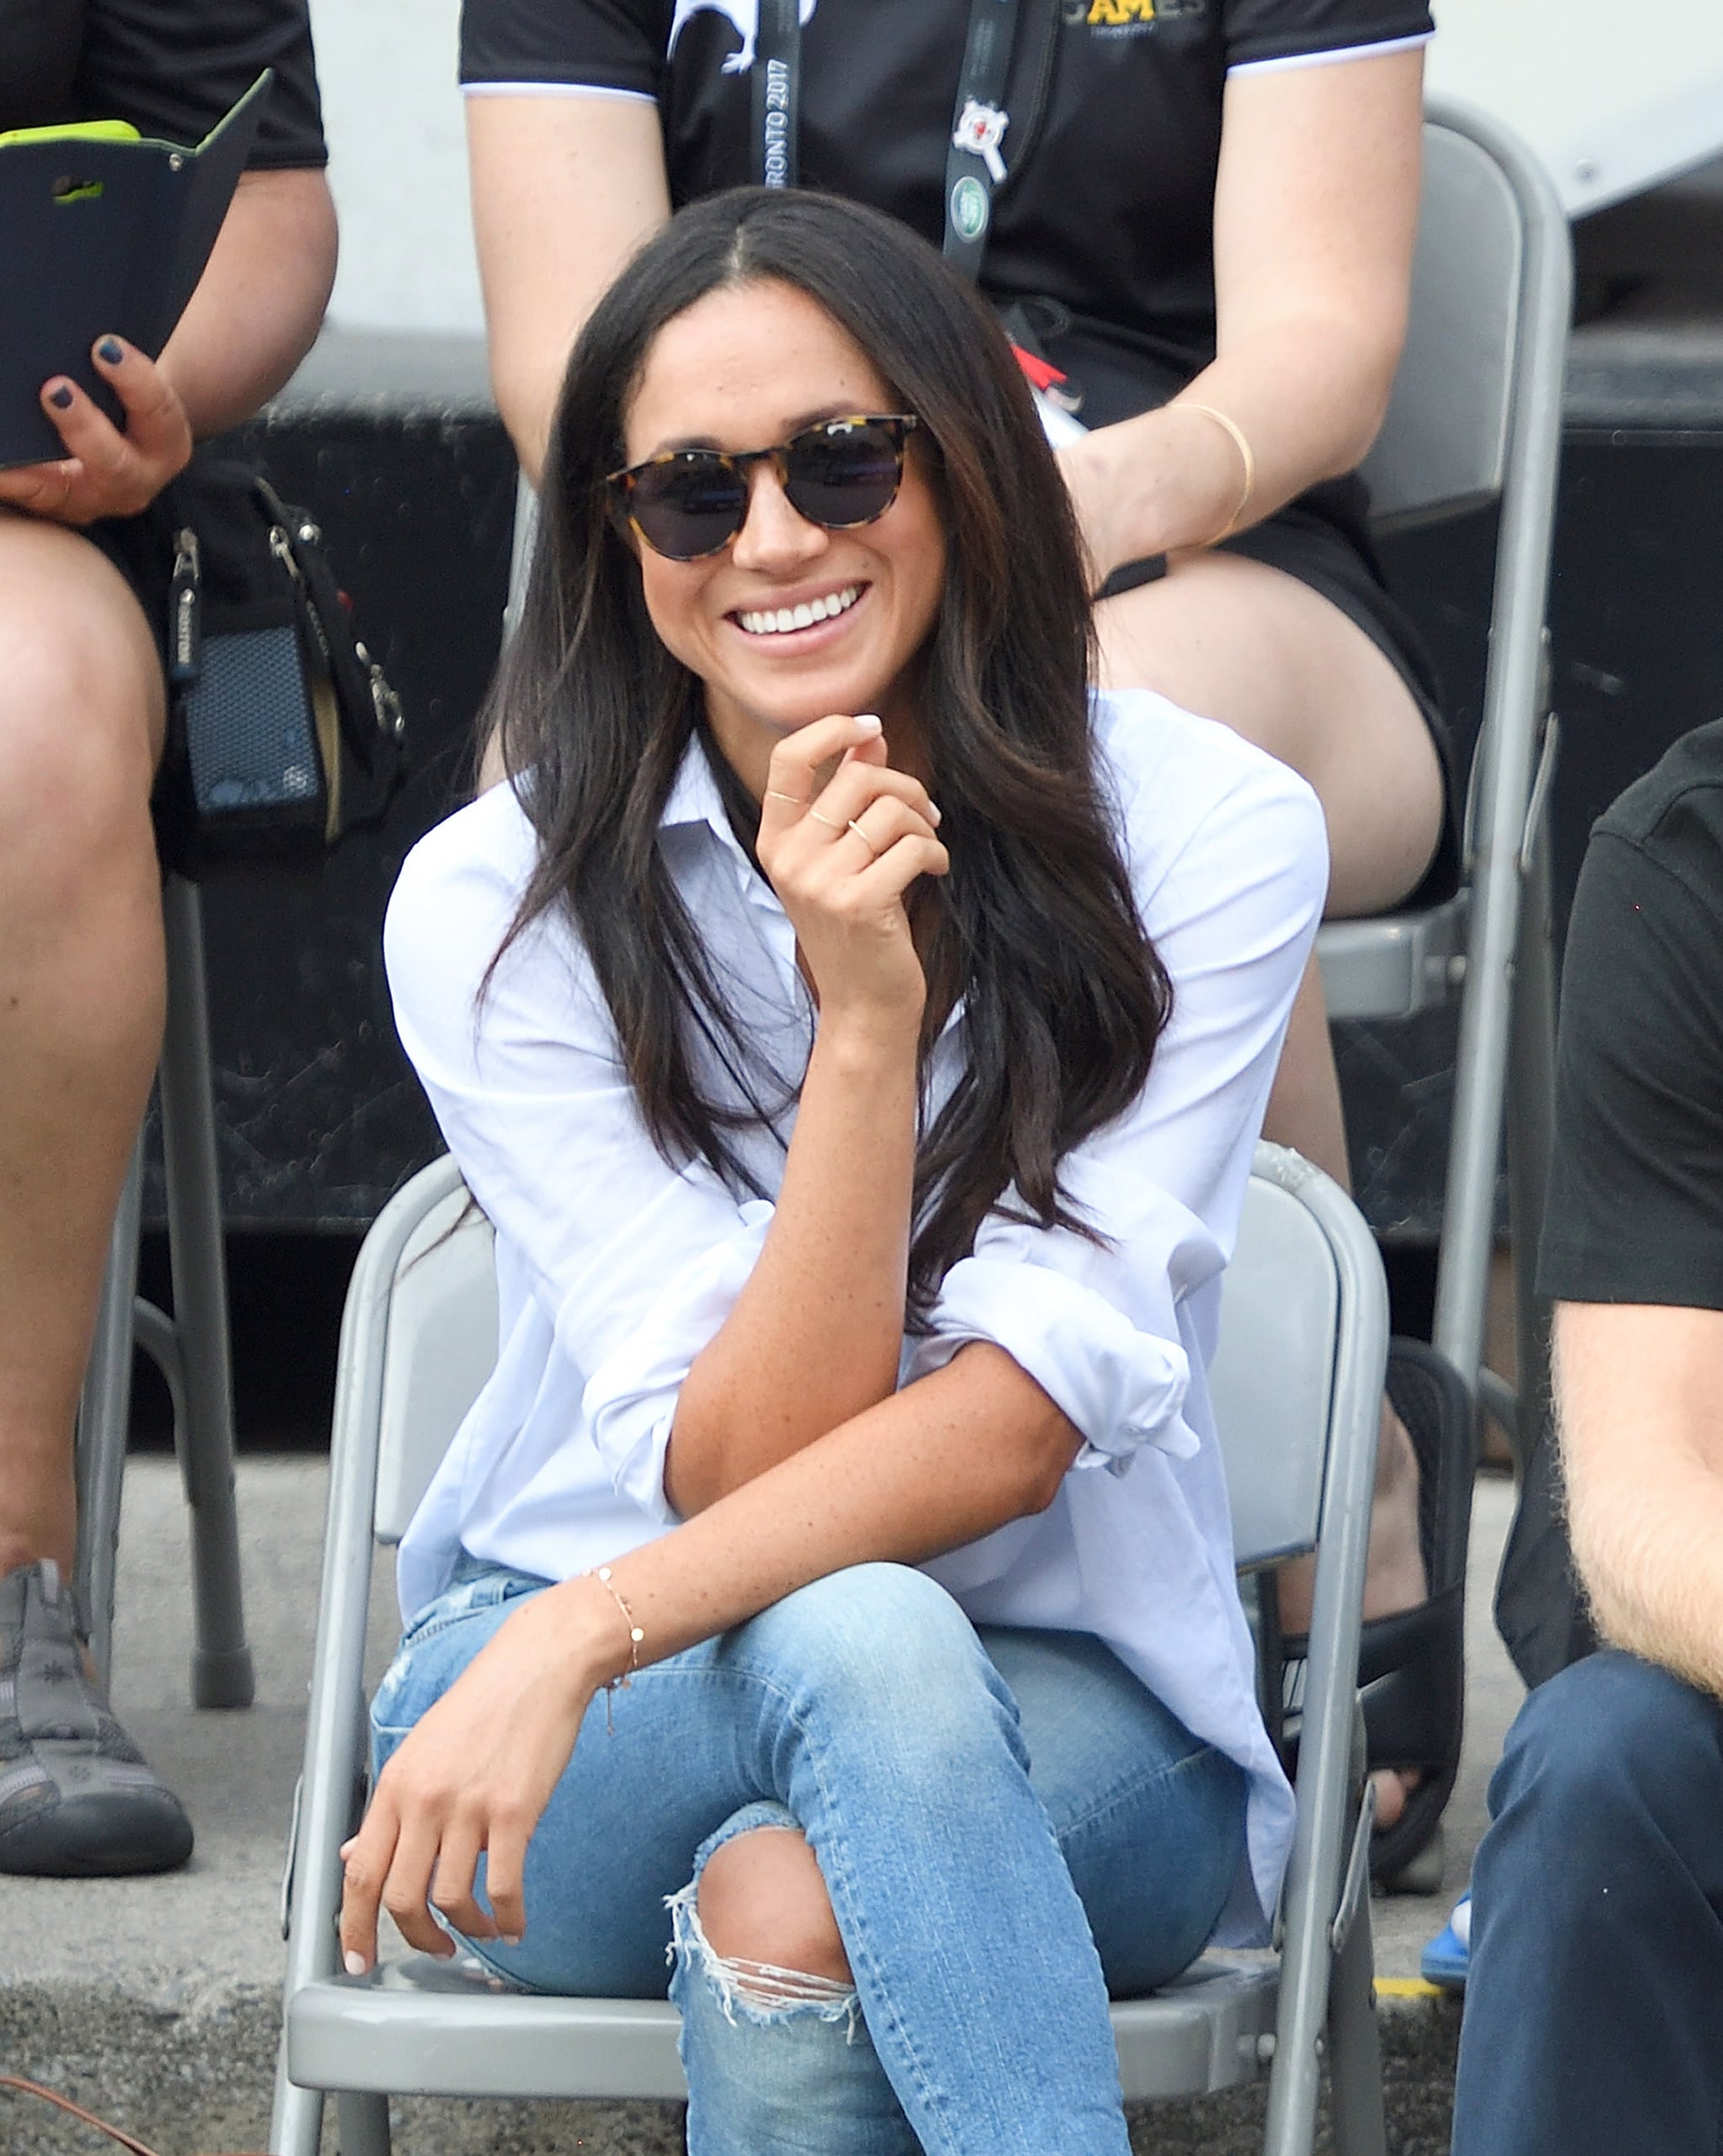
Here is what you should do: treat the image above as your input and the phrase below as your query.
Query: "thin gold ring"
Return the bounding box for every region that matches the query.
[846,818,878,858]
[808,809,845,834]
[765,788,809,807]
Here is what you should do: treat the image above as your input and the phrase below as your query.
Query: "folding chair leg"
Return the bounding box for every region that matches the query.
[158,875,254,1710]
[73,1141,146,1692]
[336,2090,392,2156]
[269,2043,325,2156]
[1505,771,1556,1473]
[1326,1902,1387,2156]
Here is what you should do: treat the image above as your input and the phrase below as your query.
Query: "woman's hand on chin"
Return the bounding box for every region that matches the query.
[755,712,948,1044]
[337,1576,624,1973]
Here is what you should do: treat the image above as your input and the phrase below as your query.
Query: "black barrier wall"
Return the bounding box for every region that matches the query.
[150,283,1723,1242]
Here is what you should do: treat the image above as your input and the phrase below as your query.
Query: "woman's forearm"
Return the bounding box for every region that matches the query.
[582,1343,1079,1687]
[665,1014,920,1514]
[1063,316,1399,574]
[1062,49,1421,584]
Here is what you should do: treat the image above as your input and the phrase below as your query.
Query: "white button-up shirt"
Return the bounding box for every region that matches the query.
[384,688,1327,1941]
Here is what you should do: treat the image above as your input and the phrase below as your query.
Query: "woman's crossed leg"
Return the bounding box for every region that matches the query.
[371,1561,1246,2156]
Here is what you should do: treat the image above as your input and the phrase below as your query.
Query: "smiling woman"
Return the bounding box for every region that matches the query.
[346,188,1329,2156]
[616,295,946,792]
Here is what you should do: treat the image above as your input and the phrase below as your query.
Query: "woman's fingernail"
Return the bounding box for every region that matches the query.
[47,384,73,410]
[928,802,942,824]
[501,1932,523,1947]
[344,1951,367,1976]
[97,336,123,365]
[854,712,883,734]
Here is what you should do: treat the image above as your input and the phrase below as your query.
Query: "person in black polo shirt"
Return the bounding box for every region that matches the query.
[0,2,334,1878]
[1450,720,1723,2153]
[458,0,1454,1869]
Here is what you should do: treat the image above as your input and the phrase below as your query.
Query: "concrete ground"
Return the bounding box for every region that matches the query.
[0,1459,1519,2153]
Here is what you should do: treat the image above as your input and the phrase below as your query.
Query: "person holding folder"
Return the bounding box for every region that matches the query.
[0,3,335,1879]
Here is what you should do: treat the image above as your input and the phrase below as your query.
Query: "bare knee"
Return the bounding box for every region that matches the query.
[697,1825,851,1984]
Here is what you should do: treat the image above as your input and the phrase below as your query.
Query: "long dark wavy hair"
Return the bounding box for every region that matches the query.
[487,186,1172,1322]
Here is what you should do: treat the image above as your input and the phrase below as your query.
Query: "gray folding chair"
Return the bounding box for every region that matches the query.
[1318,96,1573,1448]
[73,871,253,1708]
[272,1140,1390,2156]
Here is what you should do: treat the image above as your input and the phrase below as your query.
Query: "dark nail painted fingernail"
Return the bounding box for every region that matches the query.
[97,337,123,365]
[48,385,73,410]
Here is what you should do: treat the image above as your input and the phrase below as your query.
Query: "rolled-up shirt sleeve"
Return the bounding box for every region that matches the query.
[384,795,770,1521]
[907,703,1328,1470]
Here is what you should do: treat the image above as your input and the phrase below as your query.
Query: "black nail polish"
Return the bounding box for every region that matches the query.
[48,385,73,411]
[97,337,123,365]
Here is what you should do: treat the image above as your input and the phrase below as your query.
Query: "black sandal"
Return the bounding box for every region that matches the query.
[1278,1337,1476,1892]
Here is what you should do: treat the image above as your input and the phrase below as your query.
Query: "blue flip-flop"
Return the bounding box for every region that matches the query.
[1420,1890,1471,1992]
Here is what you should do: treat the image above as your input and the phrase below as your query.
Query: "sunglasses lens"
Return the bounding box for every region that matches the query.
[784,422,904,528]
[628,457,748,560]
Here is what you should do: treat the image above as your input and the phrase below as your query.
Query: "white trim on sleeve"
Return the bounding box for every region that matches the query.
[1227,30,1430,78]
[462,81,659,103]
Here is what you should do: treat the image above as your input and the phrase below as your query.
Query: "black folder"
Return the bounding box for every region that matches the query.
[0,71,271,469]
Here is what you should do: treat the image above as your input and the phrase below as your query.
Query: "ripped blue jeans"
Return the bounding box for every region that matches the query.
[371,1558,1246,2156]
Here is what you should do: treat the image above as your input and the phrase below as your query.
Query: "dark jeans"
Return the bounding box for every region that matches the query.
[1451,1650,1723,2154]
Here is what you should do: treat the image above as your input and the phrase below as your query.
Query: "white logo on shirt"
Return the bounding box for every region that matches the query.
[668,0,820,76]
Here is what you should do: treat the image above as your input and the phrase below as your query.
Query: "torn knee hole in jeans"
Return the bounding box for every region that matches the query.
[667,1879,862,2037]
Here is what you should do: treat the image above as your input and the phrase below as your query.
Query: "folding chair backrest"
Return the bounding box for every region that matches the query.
[1208,1160,1339,1571]
[373,1179,497,1544]
[1359,114,1523,532]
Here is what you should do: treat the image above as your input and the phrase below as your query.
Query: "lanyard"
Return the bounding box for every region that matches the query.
[750,0,1042,279]
[752,0,802,188]
[941,0,1021,279]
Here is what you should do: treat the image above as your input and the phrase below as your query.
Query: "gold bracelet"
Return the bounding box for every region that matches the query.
[586,1563,644,1690]
[1174,401,1256,544]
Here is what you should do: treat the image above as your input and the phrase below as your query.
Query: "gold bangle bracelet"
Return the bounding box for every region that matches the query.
[1174,401,1256,544]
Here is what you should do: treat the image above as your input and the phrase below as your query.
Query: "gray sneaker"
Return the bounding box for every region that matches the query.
[0,1559,194,1876]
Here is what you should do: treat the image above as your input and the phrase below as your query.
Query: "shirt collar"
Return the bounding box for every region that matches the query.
[660,735,755,866]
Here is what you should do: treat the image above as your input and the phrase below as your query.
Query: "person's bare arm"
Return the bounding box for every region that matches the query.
[0,165,336,525]
[665,715,945,1516]
[467,93,670,485]
[1058,46,1423,583]
[340,1335,1079,1969]
[159,163,338,432]
[1557,1299,1723,1699]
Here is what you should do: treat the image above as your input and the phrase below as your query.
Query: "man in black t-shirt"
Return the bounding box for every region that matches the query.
[1450,720,1723,2154]
[0,3,333,1879]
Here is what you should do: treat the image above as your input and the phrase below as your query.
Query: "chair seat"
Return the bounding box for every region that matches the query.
[287,1952,1278,2107]
[1317,893,1469,1022]
[1111,1955,1279,2100]
[289,1964,688,2100]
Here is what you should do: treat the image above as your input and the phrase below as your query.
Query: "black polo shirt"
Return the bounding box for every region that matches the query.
[1539,720,1723,1313]
[460,0,1431,416]
[0,0,326,168]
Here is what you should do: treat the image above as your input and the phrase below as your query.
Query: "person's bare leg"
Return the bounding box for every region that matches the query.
[697,1824,852,1981]
[0,511,167,1576]
[1095,550,1441,1831]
